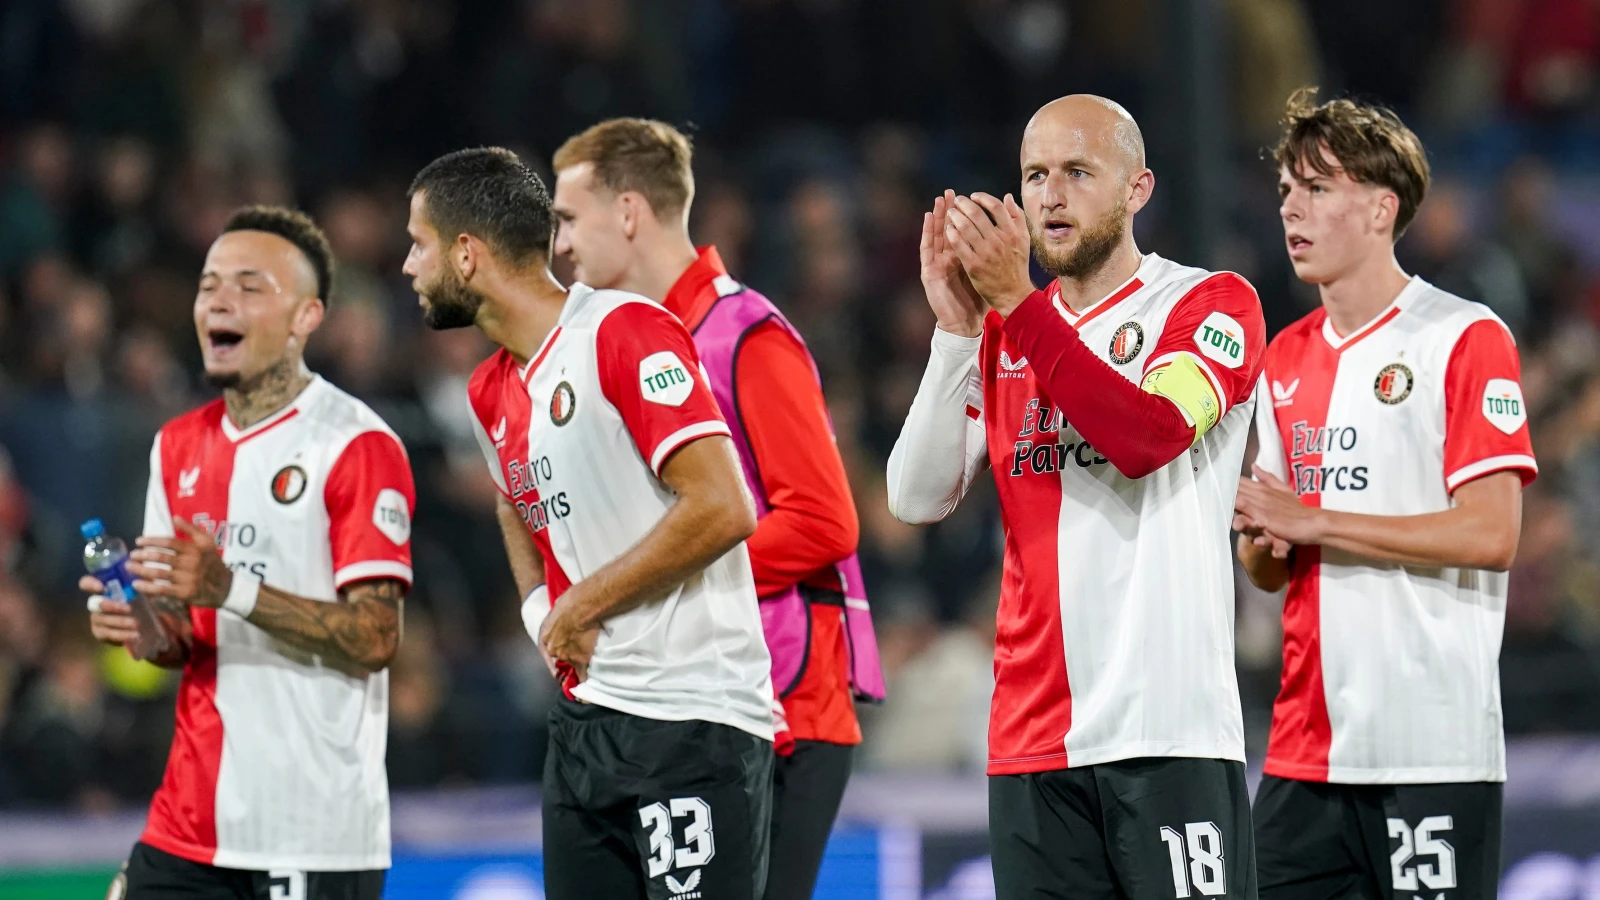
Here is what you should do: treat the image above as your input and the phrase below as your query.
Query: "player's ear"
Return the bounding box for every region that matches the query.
[1126,168,1155,216]
[292,296,326,340]
[456,233,479,280]
[619,192,642,239]
[1372,190,1400,237]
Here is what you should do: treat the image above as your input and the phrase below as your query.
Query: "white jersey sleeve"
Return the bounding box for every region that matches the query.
[468,404,509,495]
[1251,372,1289,482]
[887,328,989,524]
[143,431,174,538]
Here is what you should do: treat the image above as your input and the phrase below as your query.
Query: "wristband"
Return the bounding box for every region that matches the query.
[223,573,260,619]
[521,585,551,641]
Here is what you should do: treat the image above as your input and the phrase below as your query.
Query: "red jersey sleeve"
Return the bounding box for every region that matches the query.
[324,430,416,590]
[596,302,732,475]
[1142,272,1267,415]
[734,322,859,597]
[1443,318,1538,493]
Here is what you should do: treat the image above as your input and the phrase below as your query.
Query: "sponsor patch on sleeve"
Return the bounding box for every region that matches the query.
[1482,378,1527,434]
[372,488,412,545]
[639,351,695,406]
[1194,311,1247,369]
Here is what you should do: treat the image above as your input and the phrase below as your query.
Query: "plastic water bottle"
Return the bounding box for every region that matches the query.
[82,519,170,660]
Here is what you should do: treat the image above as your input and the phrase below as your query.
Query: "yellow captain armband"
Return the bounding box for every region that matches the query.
[1140,353,1221,443]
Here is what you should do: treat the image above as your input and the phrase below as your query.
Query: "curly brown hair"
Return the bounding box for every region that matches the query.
[1274,87,1431,240]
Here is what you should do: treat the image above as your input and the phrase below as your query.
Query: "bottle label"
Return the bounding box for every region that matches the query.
[94,560,135,603]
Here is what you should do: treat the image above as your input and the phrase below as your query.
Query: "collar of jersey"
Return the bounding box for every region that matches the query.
[220,375,321,443]
[517,325,564,384]
[518,285,596,383]
[661,245,732,332]
[1050,253,1155,329]
[1320,275,1423,351]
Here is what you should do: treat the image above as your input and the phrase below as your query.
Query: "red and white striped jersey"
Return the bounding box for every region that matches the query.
[140,376,414,871]
[890,254,1265,774]
[1254,278,1536,784]
[468,284,775,741]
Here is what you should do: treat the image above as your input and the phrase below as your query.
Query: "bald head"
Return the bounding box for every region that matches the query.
[1024,95,1145,175]
[1017,95,1153,281]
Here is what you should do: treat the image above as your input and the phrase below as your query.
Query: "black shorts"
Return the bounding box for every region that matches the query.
[764,740,854,900]
[989,756,1256,899]
[1254,775,1502,900]
[542,699,775,900]
[116,841,384,900]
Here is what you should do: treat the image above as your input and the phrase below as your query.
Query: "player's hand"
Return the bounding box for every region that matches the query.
[82,575,141,646]
[128,517,233,609]
[1232,511,1293,560]
[1234,465,1323,555]
[944,192,1035,317]
[921,190,986,337]
[539,596,600,682]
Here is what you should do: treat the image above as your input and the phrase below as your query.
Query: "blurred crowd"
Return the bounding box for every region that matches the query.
[1,0,1599,810]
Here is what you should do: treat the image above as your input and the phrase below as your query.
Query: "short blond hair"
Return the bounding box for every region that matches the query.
[552,118,695,219]
[1275,87,1431,239]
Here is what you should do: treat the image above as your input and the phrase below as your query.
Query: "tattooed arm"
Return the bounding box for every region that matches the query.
[82,576,195,669]
[243,579,404,672]
[128,517,405,673]
[146,597,195,667]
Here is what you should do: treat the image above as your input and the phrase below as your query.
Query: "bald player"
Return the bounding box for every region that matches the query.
[889,96,1265,898]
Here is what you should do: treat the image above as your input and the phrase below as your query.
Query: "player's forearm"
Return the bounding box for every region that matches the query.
[496,494,546,597]
[888,329,987,524]
[1311,506,1518,571]
[1236,534,1291,592]
[746,505,857,597]
[564,473,756,628]
[245,578,405,672]
[1002,293,1193,479]
[146,596,194,668]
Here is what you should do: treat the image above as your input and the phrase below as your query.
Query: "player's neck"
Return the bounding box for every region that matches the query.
[1316,247,1411,338]
[611,232,701,304]
[225,358,314,430]
[480,269,569,366]
[1054,237,1143,314]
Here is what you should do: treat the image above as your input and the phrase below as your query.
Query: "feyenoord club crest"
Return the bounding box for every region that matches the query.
[550,381,576,426]
[1374,362,1414,405]
[271,465,308,504]
[1108,321,1144,365]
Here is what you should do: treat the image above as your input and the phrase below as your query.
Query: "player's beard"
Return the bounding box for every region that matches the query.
[203,369,242,389]
[1031,201,1128,280]
[421,266,489,330]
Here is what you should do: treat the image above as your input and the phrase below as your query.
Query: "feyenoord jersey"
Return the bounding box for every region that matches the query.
[468,284,775,741]
[892,253,1265,774]
[1254,278,1537,784]
[139,376,414,871]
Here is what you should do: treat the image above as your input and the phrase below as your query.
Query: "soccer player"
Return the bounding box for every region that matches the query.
[1234,89,1535,900]
[82,206,414,900]
[402,147,777,900]
[548,117,886,900]
[888,95,1266,898]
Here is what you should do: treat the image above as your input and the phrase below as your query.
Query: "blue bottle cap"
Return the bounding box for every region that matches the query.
[80,519,106,540]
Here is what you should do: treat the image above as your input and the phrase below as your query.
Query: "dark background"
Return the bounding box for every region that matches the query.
[0,0,1597,811]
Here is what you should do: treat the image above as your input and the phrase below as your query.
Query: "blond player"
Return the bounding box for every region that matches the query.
[1235,89,1534,900]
